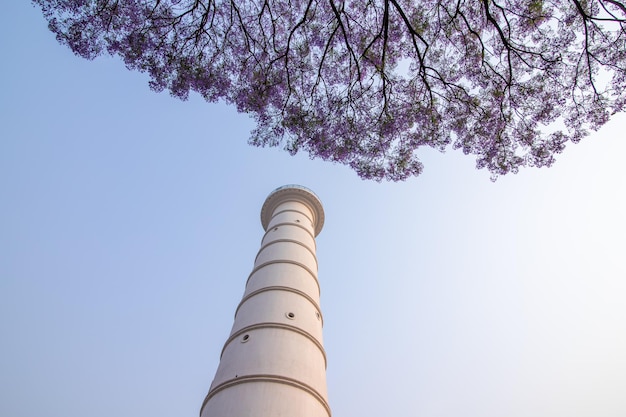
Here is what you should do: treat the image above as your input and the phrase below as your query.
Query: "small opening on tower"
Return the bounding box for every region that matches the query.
[286,312,295,319]
[241,334,250,342]
[273,227,278,231]
[295,219,300,223]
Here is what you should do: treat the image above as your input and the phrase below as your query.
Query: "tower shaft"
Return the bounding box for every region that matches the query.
[201,185,329,417]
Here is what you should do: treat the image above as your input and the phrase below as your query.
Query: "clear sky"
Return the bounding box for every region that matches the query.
[1,3,625,417]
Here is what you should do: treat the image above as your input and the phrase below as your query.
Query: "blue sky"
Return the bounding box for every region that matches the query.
[2,3,625,417]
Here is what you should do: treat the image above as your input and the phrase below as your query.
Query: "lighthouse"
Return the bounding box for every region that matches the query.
[200,185,330,417]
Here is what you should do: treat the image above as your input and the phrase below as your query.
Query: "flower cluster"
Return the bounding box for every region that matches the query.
[34,0,626,180]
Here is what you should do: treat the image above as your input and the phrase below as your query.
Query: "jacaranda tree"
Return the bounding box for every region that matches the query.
[34,0,626,180]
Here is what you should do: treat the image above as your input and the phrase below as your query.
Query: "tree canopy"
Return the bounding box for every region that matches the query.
[34,0,626,180]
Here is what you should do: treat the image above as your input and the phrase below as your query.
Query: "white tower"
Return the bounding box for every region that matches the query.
[200,185,330,417]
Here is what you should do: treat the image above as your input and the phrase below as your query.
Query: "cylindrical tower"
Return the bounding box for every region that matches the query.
[200,185,329,417]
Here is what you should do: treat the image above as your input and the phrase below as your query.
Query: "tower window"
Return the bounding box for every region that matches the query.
[241,334,250,342]
[286,312,295,319]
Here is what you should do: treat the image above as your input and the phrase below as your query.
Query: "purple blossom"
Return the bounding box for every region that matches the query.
[33,0,626,180]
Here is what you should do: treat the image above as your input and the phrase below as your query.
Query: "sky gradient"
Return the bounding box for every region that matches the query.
[2,3,625,417]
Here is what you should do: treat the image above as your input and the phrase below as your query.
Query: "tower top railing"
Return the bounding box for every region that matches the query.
[261,185,325,236]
